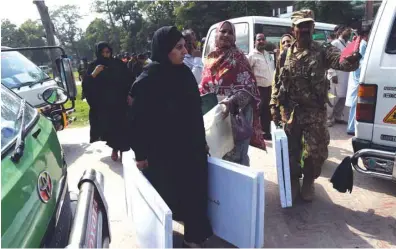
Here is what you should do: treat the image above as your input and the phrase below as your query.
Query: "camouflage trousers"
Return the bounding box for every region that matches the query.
[285,121,330,181]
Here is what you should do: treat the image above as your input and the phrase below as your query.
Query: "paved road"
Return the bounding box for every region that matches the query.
[58,124,396,248]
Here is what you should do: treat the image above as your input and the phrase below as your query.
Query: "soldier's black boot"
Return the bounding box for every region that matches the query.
[291,178,300,202]
[301,177,315,202]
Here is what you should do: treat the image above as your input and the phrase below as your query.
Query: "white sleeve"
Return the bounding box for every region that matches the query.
[247,53,255,68]
[191,57,203,84]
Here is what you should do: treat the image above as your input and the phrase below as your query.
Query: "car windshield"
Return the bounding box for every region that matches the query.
[1,85,37,151]
[1,51,50,89]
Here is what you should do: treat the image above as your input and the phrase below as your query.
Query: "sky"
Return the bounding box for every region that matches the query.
[1,0,101,30]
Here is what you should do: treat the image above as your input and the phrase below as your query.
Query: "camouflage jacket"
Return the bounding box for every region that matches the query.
[270,41,359,125]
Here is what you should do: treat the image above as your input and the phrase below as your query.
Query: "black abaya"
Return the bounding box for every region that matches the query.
[128,26,213,244]
[82,42,131,152]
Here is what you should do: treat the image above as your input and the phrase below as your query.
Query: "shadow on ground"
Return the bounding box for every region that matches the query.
[264,180,396,248]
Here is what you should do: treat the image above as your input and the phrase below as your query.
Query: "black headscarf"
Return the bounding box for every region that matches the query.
[95,41,113,66]
[150,26,184,64]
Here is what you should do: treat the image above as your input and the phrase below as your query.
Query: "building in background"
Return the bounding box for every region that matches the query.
[271,1,294,17]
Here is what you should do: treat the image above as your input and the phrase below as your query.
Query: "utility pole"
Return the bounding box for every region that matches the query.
[33,0,58,77]
[363,0,374,25]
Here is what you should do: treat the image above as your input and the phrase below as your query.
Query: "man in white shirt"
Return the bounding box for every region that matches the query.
[248,33,275,140]
[182,29,203,84]
[327,25,352,126]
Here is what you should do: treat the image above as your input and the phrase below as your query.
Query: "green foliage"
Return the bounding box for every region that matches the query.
[85,18,113,57]
[7,0,368,62]
[295,1,359,25]
[1,19,48,64]
[50,4,83,58]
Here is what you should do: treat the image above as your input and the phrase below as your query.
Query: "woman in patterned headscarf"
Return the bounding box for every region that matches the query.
[200,21,266,166]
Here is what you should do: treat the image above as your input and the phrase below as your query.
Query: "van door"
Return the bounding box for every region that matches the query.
[360,0,396,148]
[372,15,396,148]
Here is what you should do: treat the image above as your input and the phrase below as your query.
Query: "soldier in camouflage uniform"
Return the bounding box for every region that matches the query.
[270,10,361,202]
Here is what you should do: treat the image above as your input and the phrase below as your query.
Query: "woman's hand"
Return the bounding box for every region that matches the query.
[92,65,105,78]
[219,99,231,120]
[136,159,148,170]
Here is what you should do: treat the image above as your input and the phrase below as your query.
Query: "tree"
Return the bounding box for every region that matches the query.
[1,19,49,64]
[1,19,23,46]
[50,5,83,59]
[109,1,143,52]
[34,0,58,74]
[92,0,122,52]
[85,18,113,57]
[131,1,180,52]
[174,1,272,39]
[19,20,49,63]
[294,1,358,25]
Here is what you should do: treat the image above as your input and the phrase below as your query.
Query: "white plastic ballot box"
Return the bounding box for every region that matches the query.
[271,122,292,208]
[123,151,265,248]
[255,171,265,248]
[203,104,234,159]
[207,157,265,248]
[122,150,173,248]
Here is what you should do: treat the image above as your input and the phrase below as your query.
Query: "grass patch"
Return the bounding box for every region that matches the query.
[64,85,90,127]
[48,71,80,82]
[73,71,80,81]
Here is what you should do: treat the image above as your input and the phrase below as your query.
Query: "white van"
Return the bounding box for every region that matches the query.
[1,47,59,107]
[202,16,336,59]
[351,0,396,181]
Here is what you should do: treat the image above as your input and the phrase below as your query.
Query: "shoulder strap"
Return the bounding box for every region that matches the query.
[338,38,347,48]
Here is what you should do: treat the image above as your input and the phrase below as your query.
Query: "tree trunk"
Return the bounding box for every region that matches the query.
[33,0,59,77]
[106,0,120,53]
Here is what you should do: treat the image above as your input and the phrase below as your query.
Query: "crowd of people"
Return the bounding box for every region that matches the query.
[80,9,369,248]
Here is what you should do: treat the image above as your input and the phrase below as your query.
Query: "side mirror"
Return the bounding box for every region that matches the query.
[55,57,77,100]
[42,87,69,105]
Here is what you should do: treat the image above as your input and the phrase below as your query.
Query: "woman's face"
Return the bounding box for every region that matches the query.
[168,38,188,65]
[217,22,235,49]
[281,36,292,50]
[101,47,111,58]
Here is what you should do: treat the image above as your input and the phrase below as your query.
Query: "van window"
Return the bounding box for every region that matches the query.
[313,29,328,44]
[254,24,330,48]
[254,24,292,49]
[385,17,396,54]
[1,85,38,151]
[234,22,249,54]
[204,22,250,57]
[1,51,50,89]
[204,28,216,57]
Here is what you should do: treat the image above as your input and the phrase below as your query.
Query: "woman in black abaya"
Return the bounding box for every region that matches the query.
[82,42,131,161]
[128,26,214,247]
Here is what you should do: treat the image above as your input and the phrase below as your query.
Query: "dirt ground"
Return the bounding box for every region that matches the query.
[58,123,396,248]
